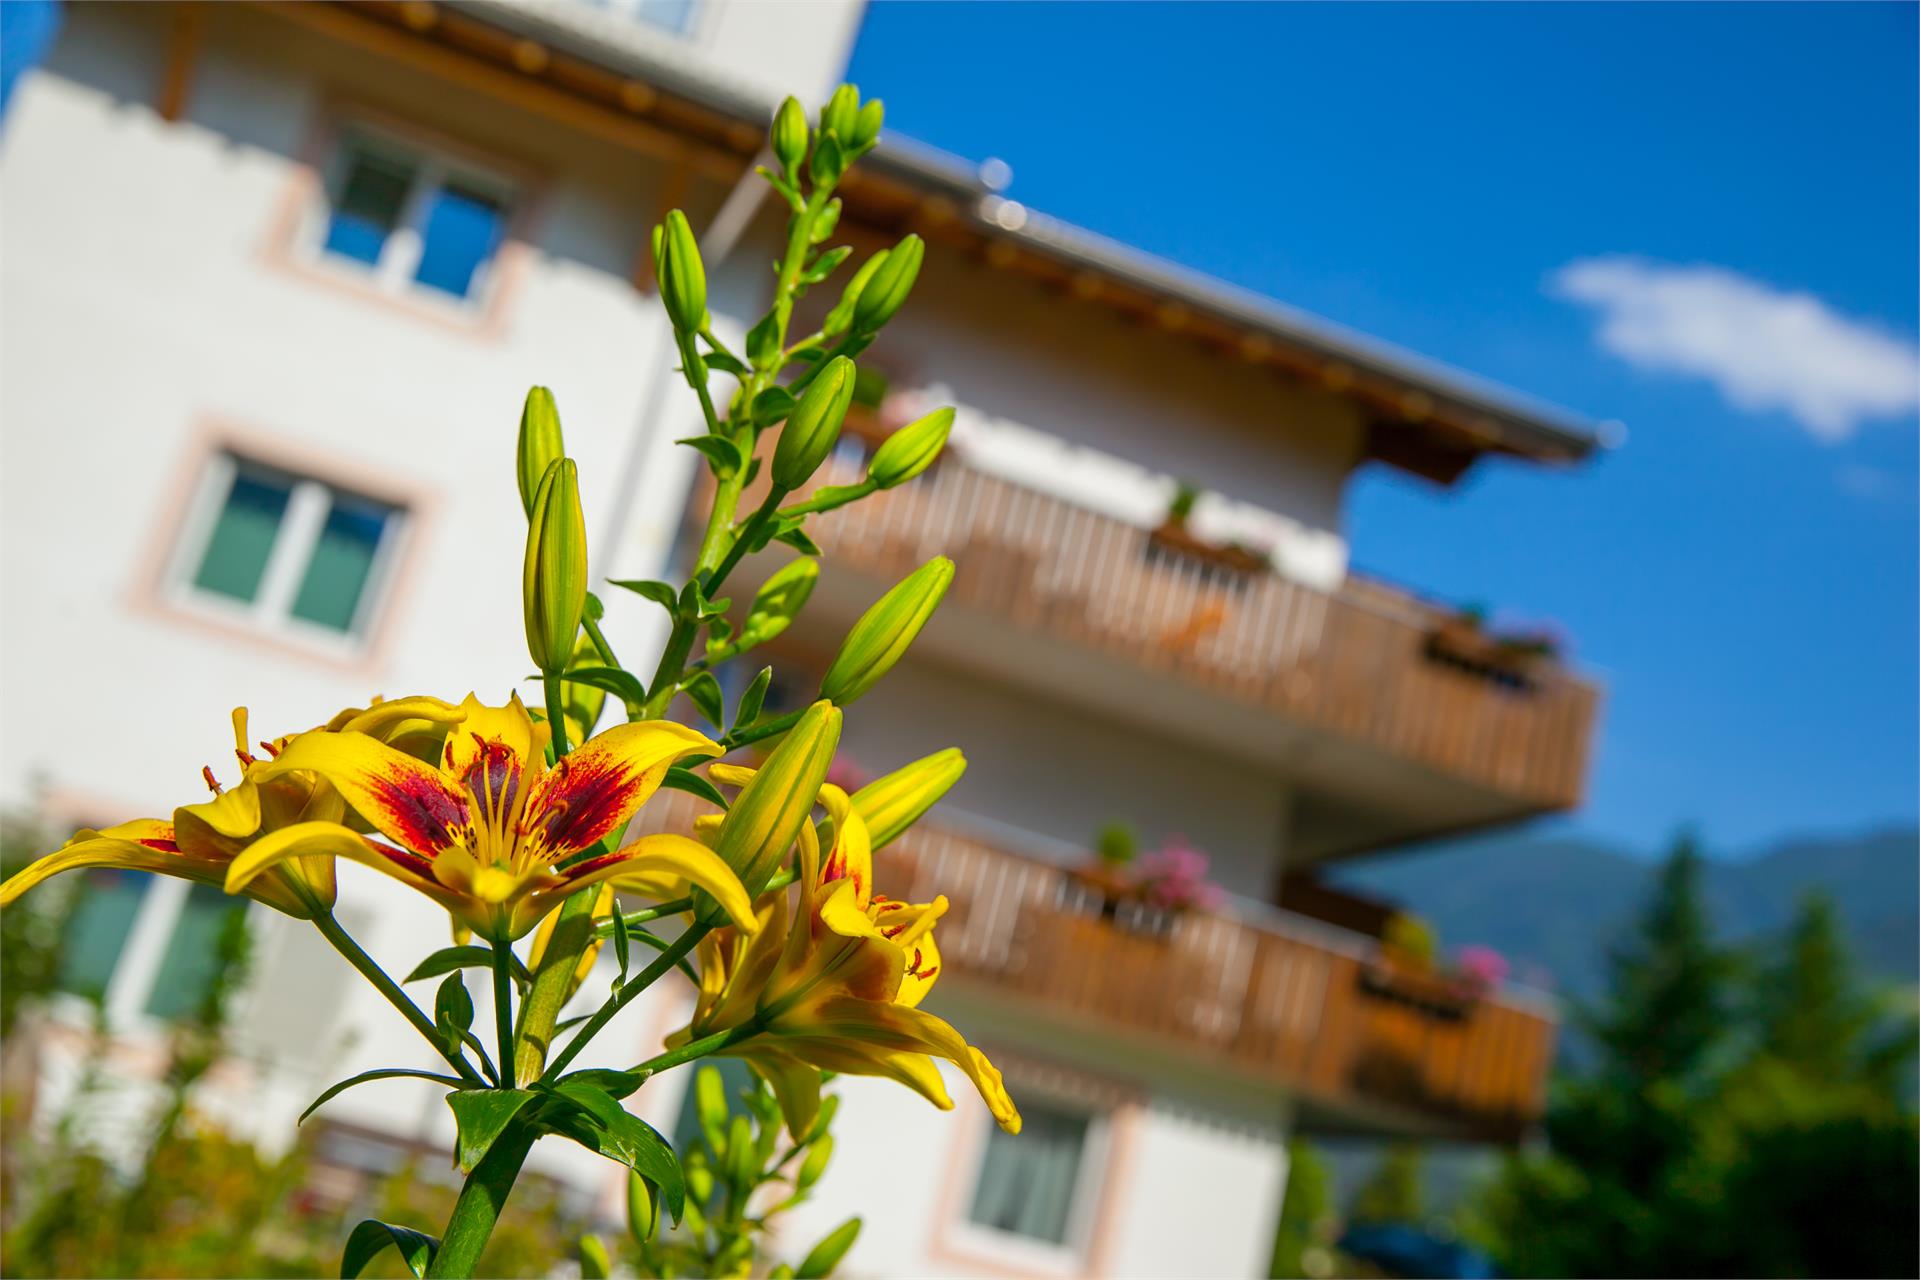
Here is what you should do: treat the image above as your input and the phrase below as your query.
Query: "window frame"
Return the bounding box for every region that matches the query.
[296,120,520,317]
[159,447,411,660]
[947,1091,1114,1273]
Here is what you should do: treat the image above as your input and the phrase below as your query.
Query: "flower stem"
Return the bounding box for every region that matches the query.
[629,1017,766,1077]
[310,911,487,1088]
[423,1120,536,1278]
[542,672,571,758]
[539,924,710,1083]
[490,940,515,1079]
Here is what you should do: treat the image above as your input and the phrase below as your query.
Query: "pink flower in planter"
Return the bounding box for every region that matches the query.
[1134,836,1223,911]
[1455,944,1509,991]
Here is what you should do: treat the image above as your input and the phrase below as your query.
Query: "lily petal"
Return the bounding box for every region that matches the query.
[797,996,1021,1133]
[227,819,463,917]
[1,821,316,918]
[259,733,469,857]
[440,692,544,781]
[524,721,719,859]
[548,833,755,933]
[741,1046,825,1140]
[817,785,872,910]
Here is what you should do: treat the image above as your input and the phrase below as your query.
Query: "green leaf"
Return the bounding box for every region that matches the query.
[536,1090,688,1222]
[583,589,606,622]
[435,974,474,1049]
[610,909,631,984]
[300,1069,465,1124]
[341,1220,439,1279]
[677,434,746,479]
[703,349,750,377]
[797,1218,862,1279]
[661,765,728,808]
[560,665,649,708]
[406,946,531,987]
[745,311,783,367]
[609,578,680,615]
[774,524,823,556]
[446,1089,540,1174]
[558,1067,650,1100]
[733,667,773,733]
[752,386,799,427]
[683,671,725,727]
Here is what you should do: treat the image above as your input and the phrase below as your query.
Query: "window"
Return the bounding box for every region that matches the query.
[169,450,406,649]
[966,1100,1094,1246]
[584,0,701,37]
[54,876,250,1027]
[311,129,515,307]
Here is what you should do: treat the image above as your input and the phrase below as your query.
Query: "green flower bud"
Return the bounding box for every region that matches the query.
[708,701,841,901]
[743,558,819,648]
[821,85,858,142]
[797,1134,833,1190]
[726,1113,757,1189]
[820,557,952,705]
[868,407,953,489]
[852,99,884,150]
[772,95,808,177]
[797,1218,862,1280]
[823,251,887,337]
[626,1171,658,1243]
[696,1065,730,1154]
[852,233,922,335]
[774,356,856,489]
[516,386,564,519]
[687,1160,714,1205]
[578,1235,611,1280]
[523,458,588,674]
[654,209,706,334]
[850,748,966,850]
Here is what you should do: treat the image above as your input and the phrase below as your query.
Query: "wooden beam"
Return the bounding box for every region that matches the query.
[156,2,207,123]
[631,162,693,294]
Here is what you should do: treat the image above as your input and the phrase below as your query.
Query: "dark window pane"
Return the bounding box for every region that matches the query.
[967,1102,1090,1245]
[289,493,392,633]
[56,869,146,1001]
[144,883,247,1022]
[413,180,506,298]
[323,145,416,267]
[192,465,292,604]
[636,0,699,34]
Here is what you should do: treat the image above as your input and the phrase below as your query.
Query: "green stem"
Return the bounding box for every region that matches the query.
[491,940,515,1078]
[423,1121,536,1278]
[777,480,877,520]
[541,925,711,1082]
[706,487,788,589]
[640,618,699,721]
[512,886,601,1086]
[725,708,804,751]
[311,911,487,1088]
[543,672,571,758]
[582,614,621,668]
[629,1017,766,1078]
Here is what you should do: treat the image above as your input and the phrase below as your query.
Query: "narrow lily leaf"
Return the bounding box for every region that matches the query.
[446,1089,540,1174]
[661,765,728,808]
[560,665,649,709]
[559,1067,650,1100]
[340,1220,439,1280]
[435,974,474,1054]
[801,245,852,285]
[676,435,746,479]
[611,908,631,984]
[683,672,725,728]
[537,1093,687,1222]
[751,386,798,427]
[609,578,679,614]
[299,1069,465,1124]
[703,349,750,377]
[733,667,773,733]
[745,310,782,367]
[796,1218,862,1279]
[406,946,532,987]
[774,524,823,557]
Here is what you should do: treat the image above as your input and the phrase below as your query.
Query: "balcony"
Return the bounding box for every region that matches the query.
[639,791,1556,1142]
[719,433,1601,856]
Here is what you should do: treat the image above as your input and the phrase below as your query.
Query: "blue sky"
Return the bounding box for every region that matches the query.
[847,1,1919,858]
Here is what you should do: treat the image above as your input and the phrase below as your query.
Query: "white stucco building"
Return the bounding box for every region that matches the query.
[0,3,1602,1276]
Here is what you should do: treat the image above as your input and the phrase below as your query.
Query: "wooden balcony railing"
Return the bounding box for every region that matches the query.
[638,791,1557,1141]
[778,448,1599,809]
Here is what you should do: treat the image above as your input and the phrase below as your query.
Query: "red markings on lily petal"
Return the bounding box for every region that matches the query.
[556,850,626,882]
[366,768,467,855]
[370,840,438,884]
[527,757,654,858]
[459,736,523,822]
[137,836,181,853]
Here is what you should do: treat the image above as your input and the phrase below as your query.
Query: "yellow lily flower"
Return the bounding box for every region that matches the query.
[0,698,466,919]
[225,694,757,943]
[669,772,1020,1139]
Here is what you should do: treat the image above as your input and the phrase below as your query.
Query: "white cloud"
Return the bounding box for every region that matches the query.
[1553,256,1920,442]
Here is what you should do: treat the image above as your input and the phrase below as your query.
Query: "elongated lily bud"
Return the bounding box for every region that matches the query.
[820,557,952,704]
[851,748,966,850]
[696,1065,730,1154]
[821,84,858,142]
[797,1135,833,1190]
[798,1219,862,1280]
[773,356,855,489]
[853,233,922,335]
[743,558,819,647]
[869,407,953,489]
[823,250,886,337]
[578,1235,611,1280]
[772,96,808,177]
[708,700,841,902]
[524,458,588,674]
[516,386,564,519]
[627,1171,659,1243]
[654,209,706,334]
[853,99,884,150]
